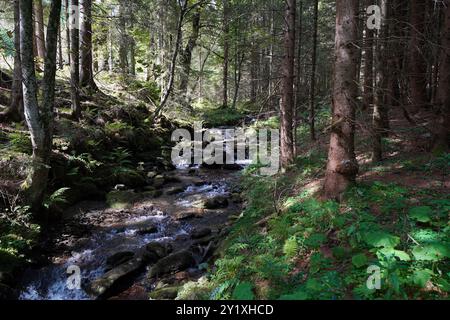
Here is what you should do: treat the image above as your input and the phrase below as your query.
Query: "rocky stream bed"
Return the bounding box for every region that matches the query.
[18,165,244,300]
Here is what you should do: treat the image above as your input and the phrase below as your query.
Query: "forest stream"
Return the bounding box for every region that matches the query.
[17,160,245,300]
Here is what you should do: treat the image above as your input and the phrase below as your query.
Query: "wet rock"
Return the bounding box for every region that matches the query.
[109,285,148,300]
[223,163,242,171]
[153,175,166,189]
[147,171,158,180]
[174,211,197,221]
[149,286,179,300]
[165,175,182,183]
[192,235,216,247]
[89,256,145,298]
[203,196,229,209]
[148,250,196,278]
[106,190,139,209]
[142,190,163,199]
[165,186,185,195]
[106,252,135,270]
[191,227,212,240]
[137,226,158,235]
[191,178,206,186]
[143,242,173,264]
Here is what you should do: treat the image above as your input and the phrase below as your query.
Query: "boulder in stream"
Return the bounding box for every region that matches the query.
[106,251,135,271]
[143,242,173,264]
[88,256,145,299]
[203,196,229,209]
[148,250,196,278]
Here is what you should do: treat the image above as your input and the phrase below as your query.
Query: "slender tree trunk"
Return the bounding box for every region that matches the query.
[232,52,245,109]
[1,0,23,122]
[80,0,98,91]
[118,0,128,75]
[179,7,201,94]
[20,0,61,214]
[309,0,319,141]
[433,1,450,152]
[362,0,374,111]
[58,21,63,69]
[70,0,81,120]
[323,0,359,200]
[222,0,230,108]
[153,0,188,118]
[65,0,71,65]
[33,0,46,59]
[408,0,428,111]
[372,0,389,162]
[294,0,303,155]
[280,0,296,169]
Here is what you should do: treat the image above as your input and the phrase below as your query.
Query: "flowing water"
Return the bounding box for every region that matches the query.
[18,169,238,300]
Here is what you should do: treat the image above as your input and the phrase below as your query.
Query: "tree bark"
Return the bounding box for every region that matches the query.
[65,0,71,65]
[33,0,46,59]
[433,1,450,152]
[280,0,296,168]
[309,0,319,141]
[179,7,201,94]
[20,0,61,214]
[1,0,23,123]
[222,0,230,108]
[362,0,374,111]
[323,0,359,200]
[408,0,428,110]
[372,0,389,162]
[80,0,98,91]
[70,0,81,120]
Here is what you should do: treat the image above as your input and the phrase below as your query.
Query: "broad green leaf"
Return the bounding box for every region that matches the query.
[409,206,433,223]
[352,253,368,268]
[378,248,411,261]
[362,231,400,248]
[411,269,433,288]
[412,242,450,261]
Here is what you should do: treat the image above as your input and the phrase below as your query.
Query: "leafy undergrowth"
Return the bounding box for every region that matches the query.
[196,153,450,300]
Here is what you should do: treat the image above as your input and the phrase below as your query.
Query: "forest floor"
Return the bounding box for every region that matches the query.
[200,108,449,300]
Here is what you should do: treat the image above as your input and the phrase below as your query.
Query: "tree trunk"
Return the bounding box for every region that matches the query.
[323,0,359,200]
[1,0,23,122]
[309,0,319,141]
[118,0,128,75]
[65,0,71,65]
[433,1,450,152]
[33,0,46,59]
[80,0,98,91]
[70,0,81,120]
[372,0,389,162]
[153,0,188,118]
[179,7,201,94]
[362,0,374,111]
[58,21,64,69]
[20,0,61,214]
[222,0,229,108]
[280,0,296,169]
[408,0,428,110]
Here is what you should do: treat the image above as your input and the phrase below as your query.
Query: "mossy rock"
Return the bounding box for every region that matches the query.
[106,190,140,209]
[116,170,146,188]
[149,286,180,300]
